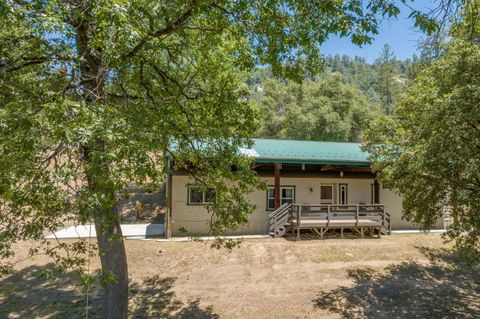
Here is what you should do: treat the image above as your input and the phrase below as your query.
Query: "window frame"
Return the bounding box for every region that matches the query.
[320,184,335,204]
[187,186,215,205]
[266,185,296,211]
[339,183,348,205]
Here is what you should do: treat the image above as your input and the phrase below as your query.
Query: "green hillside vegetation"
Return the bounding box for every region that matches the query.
[251,44,413,141]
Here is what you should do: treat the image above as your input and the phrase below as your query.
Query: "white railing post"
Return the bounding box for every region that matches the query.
[356,204,359,226]
[274,215,278,237]
[298,204,302,226]
[297,204,302,238]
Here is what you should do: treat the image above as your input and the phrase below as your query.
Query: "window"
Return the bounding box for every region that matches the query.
[339,184,348,205]
[188,186,215,205]
[267,186,295,210]
[320,185,334,204]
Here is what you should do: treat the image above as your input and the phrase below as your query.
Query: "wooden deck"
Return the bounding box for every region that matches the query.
[269,203,391,238]
[291,218,382,227]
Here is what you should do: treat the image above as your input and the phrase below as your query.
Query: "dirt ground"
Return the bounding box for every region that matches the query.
[2,233,479,319]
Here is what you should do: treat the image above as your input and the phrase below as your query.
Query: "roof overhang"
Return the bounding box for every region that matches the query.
[253,158,371,167]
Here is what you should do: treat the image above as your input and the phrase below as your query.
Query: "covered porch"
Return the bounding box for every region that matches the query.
[258,159,389,238]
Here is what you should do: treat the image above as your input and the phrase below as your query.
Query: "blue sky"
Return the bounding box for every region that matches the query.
[321,0,437,62]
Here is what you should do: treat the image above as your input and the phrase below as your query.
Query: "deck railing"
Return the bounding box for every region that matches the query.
[292,203,387,222]
[269,203,391,238]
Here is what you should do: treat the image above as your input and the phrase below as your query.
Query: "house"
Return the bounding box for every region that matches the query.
[164,138,445,238]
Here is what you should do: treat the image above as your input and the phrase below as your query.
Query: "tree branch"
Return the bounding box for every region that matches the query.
[1,57,49,73]
[127,2,197,58]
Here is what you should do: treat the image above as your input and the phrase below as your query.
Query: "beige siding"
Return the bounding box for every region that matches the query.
[380,187,444,230]
[171,175,443,236]
[380,186,411,230]
[171,175,271,236]
[171,175,210,236]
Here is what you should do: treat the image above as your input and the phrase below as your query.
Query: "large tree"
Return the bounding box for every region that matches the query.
[0,0,438,318]
[363,1,480,261]
[255,74,375,141]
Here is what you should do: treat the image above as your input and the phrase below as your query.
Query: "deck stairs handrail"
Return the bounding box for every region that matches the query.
[268,202,292,238]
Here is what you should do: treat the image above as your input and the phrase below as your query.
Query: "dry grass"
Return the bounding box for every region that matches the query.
[2,234,479,318]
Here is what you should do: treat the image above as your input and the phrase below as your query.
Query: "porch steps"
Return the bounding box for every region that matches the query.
[269,222,291,237]
[268,203,292,238]
[381,226,391,235]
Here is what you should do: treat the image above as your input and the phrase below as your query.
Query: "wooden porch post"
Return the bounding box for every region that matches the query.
[374,179,380,204]
[274,163,281,209]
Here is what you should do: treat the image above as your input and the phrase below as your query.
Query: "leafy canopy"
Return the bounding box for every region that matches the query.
[363,1,480,261]
[254,73,376,141]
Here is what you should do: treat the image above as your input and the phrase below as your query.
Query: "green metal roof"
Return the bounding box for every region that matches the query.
[243,138,370,166]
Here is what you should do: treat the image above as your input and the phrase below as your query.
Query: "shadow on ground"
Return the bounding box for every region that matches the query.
[313,247,480,318]
[0,264,218,319]
[129,275,219,319]
[0,264,102,319]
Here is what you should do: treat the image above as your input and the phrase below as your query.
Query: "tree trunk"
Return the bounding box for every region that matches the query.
[75,4,129,317]
[94,214,129,319]
[83,144,130,319]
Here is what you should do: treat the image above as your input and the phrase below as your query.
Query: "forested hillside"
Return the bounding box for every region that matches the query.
[250,44,414,142]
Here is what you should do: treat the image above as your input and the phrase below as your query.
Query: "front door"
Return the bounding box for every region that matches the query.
[320,184,334,204]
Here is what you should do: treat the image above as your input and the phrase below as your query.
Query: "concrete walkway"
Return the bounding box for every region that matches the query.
[45,223,164,239]
[391,229,446,234]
